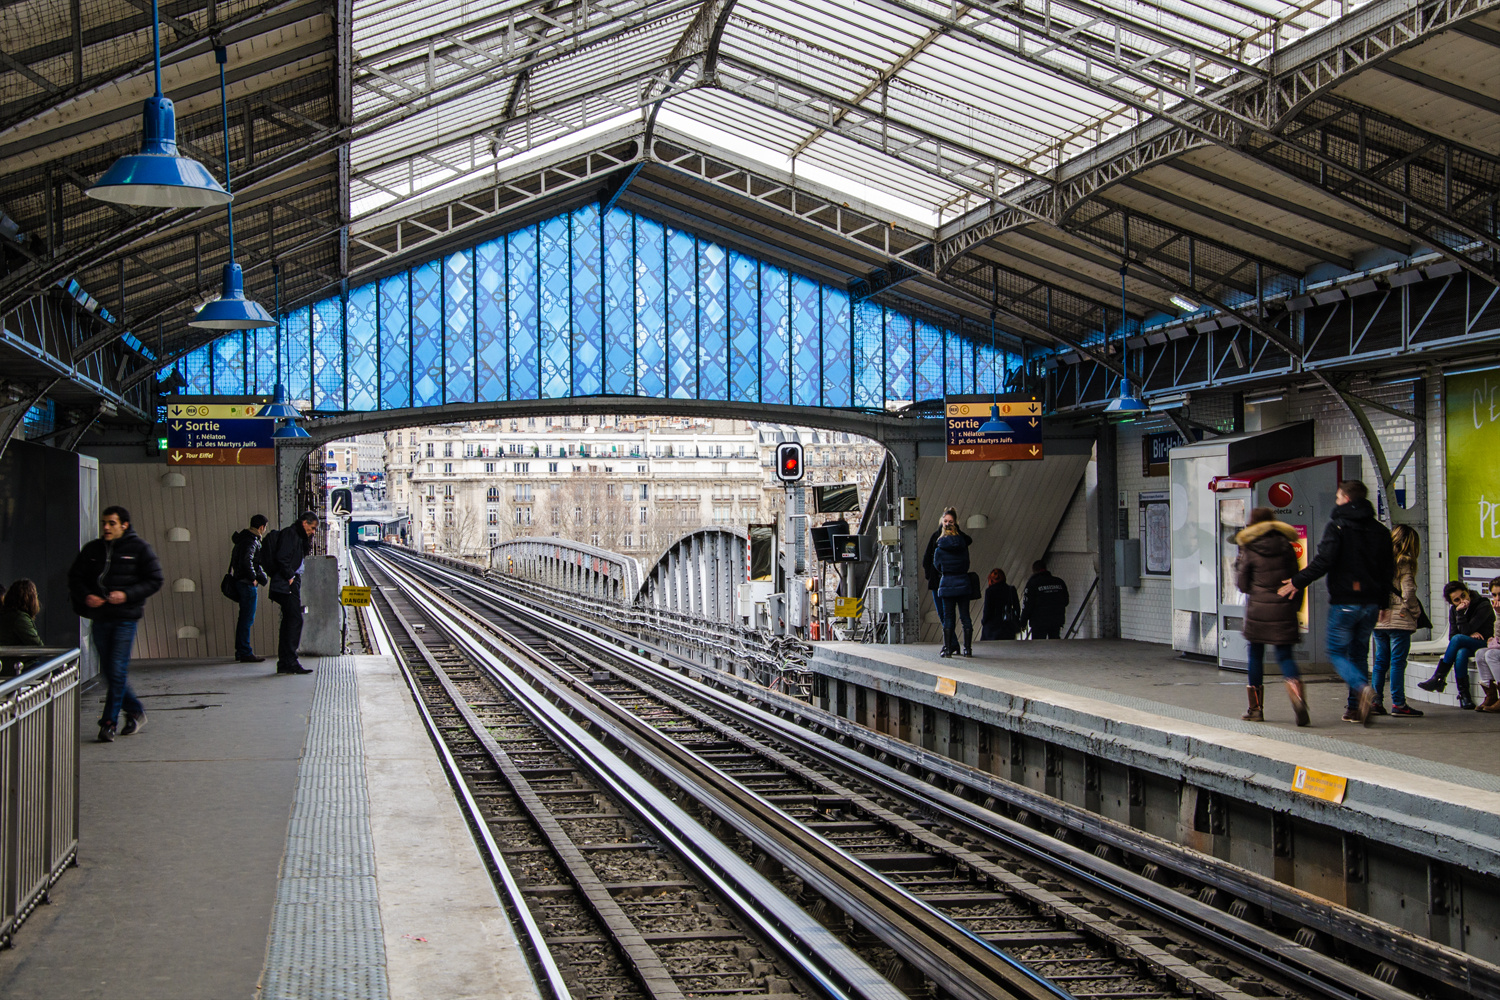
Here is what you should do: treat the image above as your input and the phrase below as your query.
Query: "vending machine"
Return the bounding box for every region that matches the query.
[1208,454,1361,673]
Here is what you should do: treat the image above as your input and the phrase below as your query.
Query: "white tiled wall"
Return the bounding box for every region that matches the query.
[1117,416,1178,642]
[1044,456,1100,638]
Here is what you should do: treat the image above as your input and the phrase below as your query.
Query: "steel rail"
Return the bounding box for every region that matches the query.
[375,544,1480,1000]
[372,548,1073,1000]
[364,550,904,1000]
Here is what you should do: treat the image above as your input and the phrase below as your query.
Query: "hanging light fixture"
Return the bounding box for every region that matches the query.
[977,311,1015,434]
[87,0,230,207]
[1104,266,1146,416]
[266,382,309,437]
[190,46,274,330]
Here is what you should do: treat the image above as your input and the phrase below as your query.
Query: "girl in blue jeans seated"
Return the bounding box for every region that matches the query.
[1417,580,1496,710]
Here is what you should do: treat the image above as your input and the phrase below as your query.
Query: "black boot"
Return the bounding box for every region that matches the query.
[939,628,956,657]
[962,628,973,657]
[1458,679,1477,711]
[1417,659,1451,693]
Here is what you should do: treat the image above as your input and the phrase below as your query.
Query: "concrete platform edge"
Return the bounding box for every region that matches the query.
[814,645,1500,874]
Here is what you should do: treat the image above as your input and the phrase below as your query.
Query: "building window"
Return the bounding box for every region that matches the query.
[444,484,453,496]
[487,506,498,525]
[485,462,494,474]
[574,506,583,525]
[514,507,524,524]
[551,508,560,525]
[443,442,453,457]
[426,443,434,457]
[488,530,499,547]
[624,533,633,548]
[591,532,600,546]
[640,506,648,524]
[426,463,434,473]
[548,462,559,473]
[487,486,499,502]
[444,511,454,526]
[640,484,649,499]
[606,484,616,498]
[443,462,452,474]
[513,462,529,474]
[515,484,532,502]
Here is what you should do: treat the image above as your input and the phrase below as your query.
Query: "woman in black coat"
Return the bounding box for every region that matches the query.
[980,568,1020,641]
[1234,507,1307,725]
[932,524,973,658]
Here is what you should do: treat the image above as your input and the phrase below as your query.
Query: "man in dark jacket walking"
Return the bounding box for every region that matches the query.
[1022,561,1069,639]
[1278,480,1392,725]
[68,506,164,742]
[259,511,319,675]
[229,514,271,662]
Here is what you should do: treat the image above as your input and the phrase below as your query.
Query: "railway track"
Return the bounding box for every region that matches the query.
[355,545,1475,1000]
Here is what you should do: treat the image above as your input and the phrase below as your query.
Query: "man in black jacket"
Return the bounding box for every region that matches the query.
[1022,561,1070,639]
[259,511,319,675]
[1278,480,1392,725]
[229,514,271,662]
[68,506,164,742]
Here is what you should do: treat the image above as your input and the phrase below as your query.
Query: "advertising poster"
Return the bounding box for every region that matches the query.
[1138,491,1171,575]
[1445,370,1500,585]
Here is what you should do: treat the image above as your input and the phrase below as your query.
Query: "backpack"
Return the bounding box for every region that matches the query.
[254,528,280,578]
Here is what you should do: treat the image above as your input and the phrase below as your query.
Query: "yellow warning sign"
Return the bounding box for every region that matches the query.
[934,676,957,696]
[834,597,864,618]
[340,586,372,607]
[1291,765,1348,803]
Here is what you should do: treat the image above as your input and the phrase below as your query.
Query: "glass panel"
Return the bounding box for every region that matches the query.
[346,283,378,411]
[212,333,244,395]
[603,208,634,395]
[444,249,475,403]
[728,251,758,403]
[821,286,852,408]
[571,204,603,397]
[312,297,345,411]
[635,217,666,399]
[885,308,912,404]
[475,238,507,402]
[280,306,310,403]
[977,341,1001,395]
[378,272,411,409]
[507,226,539,400]
[410,261,442,407]
[539,214,570,399]
[759,264,789,405]
[853,300,883,408]
[790,274,819,407]
[698,240,728,401]
[251,325,277,395]
[915,319,942,402]
[944,327,965,396]
[666,227,697,399]
[184,342,213,395]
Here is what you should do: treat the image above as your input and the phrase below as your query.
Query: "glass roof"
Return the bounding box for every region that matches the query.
[348,0,1376,223]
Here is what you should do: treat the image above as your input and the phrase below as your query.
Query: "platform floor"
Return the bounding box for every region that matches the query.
[0,654,538,1000]
[829,637,1500,787]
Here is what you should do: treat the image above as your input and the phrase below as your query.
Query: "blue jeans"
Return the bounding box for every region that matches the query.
[1442,633,1487,687]
[234,581,259,657]
[937,596,972,636]
[1326,604,1379,704]
[1247,643,1298,686]
[1372,630,1412,705]
[93,619,144,727]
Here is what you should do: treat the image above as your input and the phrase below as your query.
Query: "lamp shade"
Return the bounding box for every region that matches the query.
[273,420,310,438]
[190,263,275,329]
[260,382,302,419]
[88,97,231,208]
[1104,378,1148,414]
[977,403,1015,434]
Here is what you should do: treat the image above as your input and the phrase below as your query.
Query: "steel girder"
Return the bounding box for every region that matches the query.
[928,0,1500,275]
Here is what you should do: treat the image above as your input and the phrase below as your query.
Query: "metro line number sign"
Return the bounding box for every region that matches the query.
[944,395,1044,462]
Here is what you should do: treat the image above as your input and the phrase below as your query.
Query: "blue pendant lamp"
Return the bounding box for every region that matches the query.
[87,0,229,207]
[268,382,309,438]
[190,47,274,331]
[1104,266,1146,415]
[977,311,1015,434]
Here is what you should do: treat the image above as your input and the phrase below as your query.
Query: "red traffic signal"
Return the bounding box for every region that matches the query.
[775,442,804,482]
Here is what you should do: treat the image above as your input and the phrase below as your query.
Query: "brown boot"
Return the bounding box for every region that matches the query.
[1242,685,1264,722]
[1479,683,1500,712]
[1286,679,1310,727]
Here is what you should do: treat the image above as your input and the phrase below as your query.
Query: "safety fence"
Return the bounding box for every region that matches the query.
[1,648,81,947]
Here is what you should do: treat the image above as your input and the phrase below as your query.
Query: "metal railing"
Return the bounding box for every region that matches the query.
[1,648,81,948]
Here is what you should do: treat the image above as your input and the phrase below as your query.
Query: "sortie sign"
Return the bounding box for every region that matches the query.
[944,395,1044,462]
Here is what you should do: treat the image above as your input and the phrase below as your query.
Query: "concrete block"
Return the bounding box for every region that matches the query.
[302,555,344,656]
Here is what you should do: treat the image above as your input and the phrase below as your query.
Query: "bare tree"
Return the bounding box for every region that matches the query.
[437,496,483,559]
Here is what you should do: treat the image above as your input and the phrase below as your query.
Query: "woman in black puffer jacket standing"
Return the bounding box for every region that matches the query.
[1234,507,1308,725]
[932,524,973,658]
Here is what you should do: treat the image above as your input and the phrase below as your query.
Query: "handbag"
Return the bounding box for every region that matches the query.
[220,571,238,600]
[1415,598,1433,631]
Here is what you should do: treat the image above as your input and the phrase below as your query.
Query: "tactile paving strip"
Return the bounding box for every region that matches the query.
[260,657,390,1000]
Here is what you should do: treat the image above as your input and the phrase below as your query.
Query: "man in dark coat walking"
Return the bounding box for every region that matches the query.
[259,511,319,675]
[68,506,164,742]
[1278,480,1392,725]
[1234,508,1307,725]
[1022,561,1069,639]
[229,514,271,662]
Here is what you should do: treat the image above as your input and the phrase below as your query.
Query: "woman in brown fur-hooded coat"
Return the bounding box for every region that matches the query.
[1233,508,1308,724]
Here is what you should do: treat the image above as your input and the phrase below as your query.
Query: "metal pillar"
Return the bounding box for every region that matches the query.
[1095,421,1120,639]
[887,438,920,643]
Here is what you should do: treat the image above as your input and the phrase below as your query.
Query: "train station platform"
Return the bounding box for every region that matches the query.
[0,653,538,1000]
[811,639,1500,877]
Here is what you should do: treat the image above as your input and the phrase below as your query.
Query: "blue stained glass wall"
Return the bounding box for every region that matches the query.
[176,202,1019,414]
